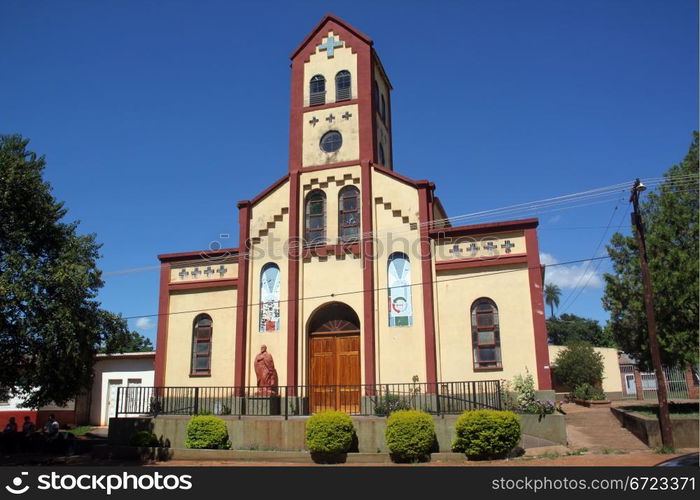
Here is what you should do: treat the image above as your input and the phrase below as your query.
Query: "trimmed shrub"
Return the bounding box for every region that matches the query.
[452,410,521,460]
[184,415,231,449]
[552,341,604,390]
[128,430,159,447]
[385,410,435,462]
[305,411,355,455]
[573,383,606,401]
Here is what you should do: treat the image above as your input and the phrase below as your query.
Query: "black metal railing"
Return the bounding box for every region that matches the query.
[115,380,502,420]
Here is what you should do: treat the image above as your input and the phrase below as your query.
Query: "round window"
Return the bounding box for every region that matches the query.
[320,131,342,153]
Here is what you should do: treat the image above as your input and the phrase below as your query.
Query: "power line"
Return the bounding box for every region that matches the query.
[103,175,698,278]
[122,254,611,321]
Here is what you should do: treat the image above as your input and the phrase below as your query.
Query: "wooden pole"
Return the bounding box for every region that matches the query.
[630,179,674,448]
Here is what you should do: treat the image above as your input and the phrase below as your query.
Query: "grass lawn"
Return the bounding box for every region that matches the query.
[626,402,699,419]
[68,426,98,436]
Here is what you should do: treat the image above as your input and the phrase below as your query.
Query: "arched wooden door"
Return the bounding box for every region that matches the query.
[308,302,361,413]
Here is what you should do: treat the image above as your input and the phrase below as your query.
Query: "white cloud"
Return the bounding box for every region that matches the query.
[540,252,602,289]
[135,317,156,330]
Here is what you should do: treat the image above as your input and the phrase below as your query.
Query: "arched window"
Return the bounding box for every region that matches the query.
[388,252,413,327]
[471,298,502,370]
[338,186,360,241]
[305,190,326,245]
[309,75,326,106]
[335,70,351,101]
[378,143,385,166]
[191,314,212,376]
[259,263,281,332]
[380,94,386,122]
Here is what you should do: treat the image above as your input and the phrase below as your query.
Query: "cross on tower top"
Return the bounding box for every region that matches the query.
[318,35,343,58]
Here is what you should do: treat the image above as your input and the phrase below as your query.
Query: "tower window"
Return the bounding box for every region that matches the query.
[320,131,342,153]
[305,190,326,245]
[335,70,351,101]
[310,75,326,106]
[338,186,360,241]
[378,143,385,166]
[380,94,386,122]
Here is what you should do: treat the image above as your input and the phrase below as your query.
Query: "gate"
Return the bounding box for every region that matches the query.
[640,367,689,400]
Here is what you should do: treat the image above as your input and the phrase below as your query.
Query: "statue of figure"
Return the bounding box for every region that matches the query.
[254,345,278,396]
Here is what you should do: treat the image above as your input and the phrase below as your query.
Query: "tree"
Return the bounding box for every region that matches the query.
[546,313,616,347]
[0,134,133,408]
[544,283,562,318]
[98,330,153,353]
[552,341,604,391]
[602,132,699,370]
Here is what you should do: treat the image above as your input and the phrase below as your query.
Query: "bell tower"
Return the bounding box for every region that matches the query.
[288,14,393,173]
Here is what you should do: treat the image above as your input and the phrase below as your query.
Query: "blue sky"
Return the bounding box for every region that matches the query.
[2,0,697,344]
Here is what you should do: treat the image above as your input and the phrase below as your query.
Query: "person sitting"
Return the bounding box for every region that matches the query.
[2,417,18,453]
[43,414,59,440]
[21,416,35,437]
[20,416,36,452]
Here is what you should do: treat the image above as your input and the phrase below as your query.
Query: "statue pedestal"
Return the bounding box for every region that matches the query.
[246,396,281,416]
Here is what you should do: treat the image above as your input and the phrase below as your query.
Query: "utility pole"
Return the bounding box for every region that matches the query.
[629,178,674,448]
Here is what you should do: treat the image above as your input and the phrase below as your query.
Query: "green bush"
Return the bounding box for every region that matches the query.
[452,410,521,460]
[552,341,604,390]
[374,394,412,416]
[128,430,159,447]
[184,415,231,449]
[385,410,435,462]
[305,411,355,455]
[572,383,606,401]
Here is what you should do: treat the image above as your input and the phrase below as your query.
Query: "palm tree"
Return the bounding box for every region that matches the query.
[544,283,562,318]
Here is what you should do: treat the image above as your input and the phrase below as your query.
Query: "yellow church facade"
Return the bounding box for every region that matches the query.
[153,15,552,405]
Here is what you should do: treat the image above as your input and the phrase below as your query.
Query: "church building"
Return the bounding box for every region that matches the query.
[153,14,552,411]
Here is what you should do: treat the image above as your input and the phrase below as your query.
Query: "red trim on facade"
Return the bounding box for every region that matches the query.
[288,51,304,172]
[357,44,373,164]
[301,160,362,173]
[360,161,376,387]
[234,201,252,390]
[418,184,438,386]
[429,218,539,238]
[435,253,528,272]
[158,248,238,263]
[524,227,552,390]
[287,171,301,389]
[168,278,238,291]
[153,262,170,386]
[290,14,373,61]
[251,174,290,206]
[432,197,450,227]
[302,99,360,113]
[373,166,425,188]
